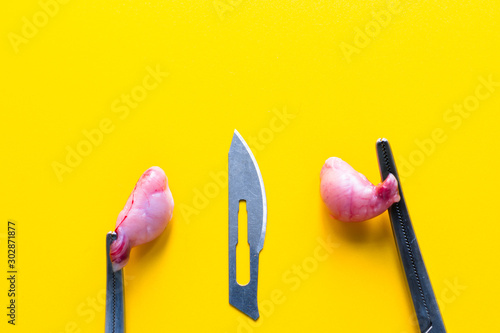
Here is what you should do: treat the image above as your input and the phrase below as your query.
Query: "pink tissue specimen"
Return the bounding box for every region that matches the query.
[320,157,400,222]
[110,166,174,271]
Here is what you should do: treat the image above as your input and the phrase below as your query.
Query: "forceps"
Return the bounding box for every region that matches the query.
[376,139,446,333]
[105,232,125,333]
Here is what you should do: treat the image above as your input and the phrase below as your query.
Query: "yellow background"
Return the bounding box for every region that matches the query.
[1,0,499,332]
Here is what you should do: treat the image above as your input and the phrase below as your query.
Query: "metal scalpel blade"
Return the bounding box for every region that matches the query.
[228,129,267,320]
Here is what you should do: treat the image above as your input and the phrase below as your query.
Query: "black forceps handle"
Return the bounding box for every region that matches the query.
[376,139,445,333]
[105,232,125,333]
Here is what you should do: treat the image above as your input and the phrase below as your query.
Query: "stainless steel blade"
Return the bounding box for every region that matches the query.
[228,129,267,320]
[105,232,125,333]
[376,138,445,333]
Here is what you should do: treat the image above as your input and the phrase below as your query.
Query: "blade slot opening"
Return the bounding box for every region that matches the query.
[236,200,251,286]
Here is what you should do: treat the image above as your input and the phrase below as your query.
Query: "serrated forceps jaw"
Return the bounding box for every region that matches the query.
[105,232,125,333]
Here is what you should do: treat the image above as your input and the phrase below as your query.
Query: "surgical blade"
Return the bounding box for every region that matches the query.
[228,129,267,320]
[376,138,445,333]
[105,232,125,333]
